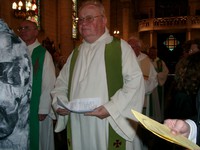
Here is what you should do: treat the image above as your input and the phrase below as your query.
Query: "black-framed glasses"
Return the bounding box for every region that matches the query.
[78,15,103,25]
[17,26,37,32]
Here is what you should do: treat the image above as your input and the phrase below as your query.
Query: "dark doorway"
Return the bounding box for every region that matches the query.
[157,33,186,74]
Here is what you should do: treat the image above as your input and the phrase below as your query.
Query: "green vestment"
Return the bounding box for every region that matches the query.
[30,45,46,150]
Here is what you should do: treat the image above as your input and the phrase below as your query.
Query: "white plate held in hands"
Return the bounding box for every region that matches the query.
[57,97,102,113]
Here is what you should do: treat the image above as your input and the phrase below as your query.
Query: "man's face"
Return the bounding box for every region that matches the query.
[148,48,157,60]
[18,21,38,45]
[78,5,107,43]
[189,44,199,55]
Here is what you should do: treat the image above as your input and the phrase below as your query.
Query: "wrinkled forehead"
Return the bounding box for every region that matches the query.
[79,4,101,16]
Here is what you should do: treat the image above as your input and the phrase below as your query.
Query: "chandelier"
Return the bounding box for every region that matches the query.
[12,0,37,19]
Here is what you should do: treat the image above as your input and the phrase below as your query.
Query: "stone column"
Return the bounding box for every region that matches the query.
[57,0,74,58]
[187,29,191,41]
[150,31,153,47]
[120,0,131,40]
[102,0,110,29]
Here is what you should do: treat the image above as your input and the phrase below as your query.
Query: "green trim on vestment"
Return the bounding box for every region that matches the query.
[105,38,125,150]
[104,38,123,97]
[30,45,46,150]
[68,47,79,99]
[67,38,125,150]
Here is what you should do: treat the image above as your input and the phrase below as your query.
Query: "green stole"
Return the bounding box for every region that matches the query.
[67,38,125,150]
[30,45,46,150]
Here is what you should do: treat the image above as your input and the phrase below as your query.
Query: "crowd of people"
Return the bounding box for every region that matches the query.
[0,0,200,150]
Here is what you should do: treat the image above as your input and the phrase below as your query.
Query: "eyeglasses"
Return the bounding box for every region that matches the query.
[17,26,37,32]
[78,15,103,25]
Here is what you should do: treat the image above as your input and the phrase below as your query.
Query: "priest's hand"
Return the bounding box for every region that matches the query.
[56,108,70,116]
[84,105,110,119]
[39,114,47,121]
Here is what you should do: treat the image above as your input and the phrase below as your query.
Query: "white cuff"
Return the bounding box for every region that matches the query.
[185,119,197,144]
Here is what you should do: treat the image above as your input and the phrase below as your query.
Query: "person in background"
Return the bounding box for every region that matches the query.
[128,36,158,150]
[51,1,145,150]
[148,46,169,87]
[175,39,200,77]
[0,19,32,149]
[164,51,200,146]
[18,20,56,150]
[128,36,158,95]
[165,40,200,120]
[148,46,169,121]
[128,36,160,121]
[181,38,200,57]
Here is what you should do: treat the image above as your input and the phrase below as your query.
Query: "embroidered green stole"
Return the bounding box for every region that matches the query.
[30,45,46,150]
[67,38,125,150]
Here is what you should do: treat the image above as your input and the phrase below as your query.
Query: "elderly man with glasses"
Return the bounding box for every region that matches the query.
[51,1,145,150]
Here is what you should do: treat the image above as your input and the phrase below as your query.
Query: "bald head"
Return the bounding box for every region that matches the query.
[128,36,142,57]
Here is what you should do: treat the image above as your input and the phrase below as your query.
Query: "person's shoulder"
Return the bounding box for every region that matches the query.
[120,38,131,48]
[140,52,148,57]
[139,53,151,63]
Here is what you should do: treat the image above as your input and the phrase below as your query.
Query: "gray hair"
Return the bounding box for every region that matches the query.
[128,36,142,48]
[78,0,106,16]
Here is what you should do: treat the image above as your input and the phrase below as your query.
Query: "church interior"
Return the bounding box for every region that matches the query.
[1,0,200,72]
[1,0,200,149]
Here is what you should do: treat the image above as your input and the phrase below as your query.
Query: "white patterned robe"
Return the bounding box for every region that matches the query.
[0,19,32,150]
